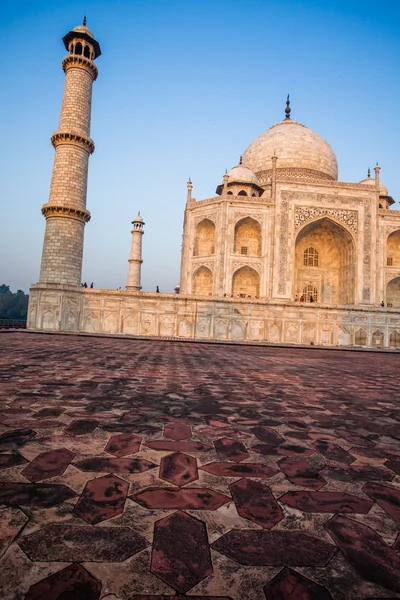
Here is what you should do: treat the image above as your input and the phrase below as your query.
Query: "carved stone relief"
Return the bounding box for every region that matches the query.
[278,199,289,294]
[294,206,358,233]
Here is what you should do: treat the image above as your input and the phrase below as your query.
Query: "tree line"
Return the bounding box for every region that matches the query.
[0,285,29,320]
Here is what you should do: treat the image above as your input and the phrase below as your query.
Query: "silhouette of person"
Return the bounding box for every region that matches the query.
[83,282,87,288]
[156,286,160,293]
[381,301,385,307]
[309,295,314,303]
[90,282,93,288]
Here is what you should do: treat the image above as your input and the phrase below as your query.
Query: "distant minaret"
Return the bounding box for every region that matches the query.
[126,214,145,291]
[39,19,101,286]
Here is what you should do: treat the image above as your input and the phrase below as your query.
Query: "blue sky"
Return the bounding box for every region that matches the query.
[1,0,399,293]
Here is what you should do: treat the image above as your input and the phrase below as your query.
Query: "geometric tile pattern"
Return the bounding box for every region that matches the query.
[0,333,400,600]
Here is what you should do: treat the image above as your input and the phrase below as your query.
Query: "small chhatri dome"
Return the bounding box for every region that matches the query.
[242,98,338,181]
[62,18,101,58]
[133,212,144,223]
[226,162,259,186]
[359,173,388,196]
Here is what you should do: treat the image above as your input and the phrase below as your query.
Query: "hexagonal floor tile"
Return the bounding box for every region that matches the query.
[325,515,400,594]
[250,427,285,445]
[21,448,75,482]
[25,563,101,600]
[0,428,36,451]
[159,452,198,486]
[0,453,28,470]
[212,529,336,566]
[214,438,249,463]
[313,440,355,464]
[145,440,211,452]
[362,482,400,522]
[19,523,148,561]
[105,433,142,457]
[230,478,284,529]
[151,511,212,593]
[279,491,373,514]
[278,457,326,490]
[74,474,129,524]
[0,482,77,507]
[264,567,334,599]
[74,456,157,474]
[200,462,279,479]
[132,487,230,510]
[320,465,394,482]
[164,422,192,441]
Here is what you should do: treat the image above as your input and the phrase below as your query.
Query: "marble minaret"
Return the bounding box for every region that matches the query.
[39,18,101,286]
[126,214,145,291]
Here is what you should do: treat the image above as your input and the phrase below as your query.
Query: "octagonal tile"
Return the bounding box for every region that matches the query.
[214,438,249,463]
[64,419,99,436]
[279,491,374,514]
[0,482,77,507]
[105,433,142,457]
[21,448,75,482]
[278,457,326,490]
[325,515,400,594]
[0,453,28,470]
[159,452,198,486]
[151,511,212,593]
[19,523,148,561]
[25,563,101,600]
[74,456,157,474]
[74,474,129,524]
[200,462,279,479]
[132,487,230,510]
[212,529,336,566]
[313,440,355,465]
[362,482,400,522]
[145,440,211,452]
[164,422,191,440]
[0,428,36,452]
[230,478,284,529]
[264,567,334,599]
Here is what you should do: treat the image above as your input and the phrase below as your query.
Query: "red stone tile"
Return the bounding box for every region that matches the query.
[325,515,400,594]
[279,490,373,514]
[200,462,279,478]
[363,482,400,522]
[159,452,198,486]
[278,457,326,490]
[0,453,28,470]
[34,408,65,418]
[105,433,142,457]
[313,440,355,464]
[320,464,394,482]
[230,478,284,529]
[251,427,284,445]
[145,440,211,452]
[64,419,99,435]
[0,482,77,507]
[21,448,75,482]
[131,597,233,600]
[19,523,148,561]
[214,437,249,463]
[74,456,157,474]
[74,474,129,524]
[132,487,230,510]
[164,422,191,440]
[0,428,36,451]
[151,511,212,593]
[385,459,400,476]
[212,529,336,566]
[25,563,101,600]
[264,567,334,599]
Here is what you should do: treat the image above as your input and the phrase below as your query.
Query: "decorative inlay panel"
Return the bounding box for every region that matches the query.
[194,213,217,226]
[385,271,400,284]
[234,212,263,224]
[232,261,262,274]
[191,261,214,273]
[278,199,289,294]
[294,206,358,233]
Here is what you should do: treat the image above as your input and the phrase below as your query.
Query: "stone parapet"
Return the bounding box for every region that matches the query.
[62,54,98,80]
[51,132,95,154]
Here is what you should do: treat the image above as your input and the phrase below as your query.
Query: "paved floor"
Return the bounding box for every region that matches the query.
[0,333,399,600]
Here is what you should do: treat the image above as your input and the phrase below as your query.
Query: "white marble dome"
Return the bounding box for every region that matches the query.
[359,176,388,196]
[227,165,259,185]
[242,119,338,181]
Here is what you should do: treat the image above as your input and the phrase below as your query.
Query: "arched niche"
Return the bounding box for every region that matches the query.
[387,276,400,308]
[234,217,261,256]
[193,219,215,257]
[387,230,400,267]
[193,266,213,296]
[232,266,260,298]
[295,217,355,305]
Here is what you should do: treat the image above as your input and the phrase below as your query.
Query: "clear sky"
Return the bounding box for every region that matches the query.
[1,0,399,294]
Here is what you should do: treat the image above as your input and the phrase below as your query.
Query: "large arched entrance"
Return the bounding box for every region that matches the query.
[234,217,261,256]
[232,266,260,298]
[193,266,213,295]
[386,230,400,267]
[295,218,355,305]
[387,277,400,308]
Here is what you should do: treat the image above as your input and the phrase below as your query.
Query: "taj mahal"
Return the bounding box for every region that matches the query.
[28,21,400,348]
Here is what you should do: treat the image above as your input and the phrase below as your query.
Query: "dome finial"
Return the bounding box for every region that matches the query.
[83,15,87,26]
[285,94,291,120]
[367,167,370,178]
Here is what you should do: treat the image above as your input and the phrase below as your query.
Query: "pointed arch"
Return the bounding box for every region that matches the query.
[234,217,262,256]
[386,276,400,308]
[193,219,215,257]
[232,266,260,298]
[193,266,213,295]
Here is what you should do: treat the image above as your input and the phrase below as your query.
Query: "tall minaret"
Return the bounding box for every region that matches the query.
[39,19,101,286]
[126,214,145,291]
